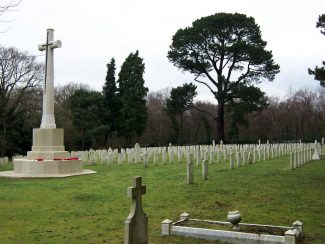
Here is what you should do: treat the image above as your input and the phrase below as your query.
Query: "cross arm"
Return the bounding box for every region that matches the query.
[38,40,62,51]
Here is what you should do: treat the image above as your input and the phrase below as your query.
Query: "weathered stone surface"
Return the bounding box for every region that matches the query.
[180,212,190,221]
[125,176,148,244]
[187,161,193,184]
[38,29,61,129]
[202,160,208,180]
[161,219,173,236]
[27,128,68,160]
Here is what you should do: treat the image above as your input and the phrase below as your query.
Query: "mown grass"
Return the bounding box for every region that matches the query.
[0,156,324,243]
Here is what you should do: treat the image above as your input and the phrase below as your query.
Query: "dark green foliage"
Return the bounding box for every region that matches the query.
[102,58,121,144]
[227,85,268,139]
[165,83,197,116]
[316,14,325,35]
[117,51,148,145]
[54,83,89,151]
[308,61,325,86]
[168,12,280,141]
[308,14,325,87]
[164,83,197,144]
[229,85,268,125]
[68,88,105,149]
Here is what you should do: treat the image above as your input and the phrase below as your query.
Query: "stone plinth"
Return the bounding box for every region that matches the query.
[14,159,82,174]
[27,128,68,160]
[0,128,97,178]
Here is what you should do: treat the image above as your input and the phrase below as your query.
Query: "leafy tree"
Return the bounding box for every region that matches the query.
[316,14,325,34]
[102,57,120,146]
[227,85,268,140]
[164,83,197,144]
[68,88,104,150]
[168,12,280,141]
[308,14,325,86]
[55,82,89,150]
[117,51,148,146]
[0,46,44,157]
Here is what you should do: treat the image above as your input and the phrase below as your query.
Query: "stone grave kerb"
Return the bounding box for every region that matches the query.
[125,176,148,244]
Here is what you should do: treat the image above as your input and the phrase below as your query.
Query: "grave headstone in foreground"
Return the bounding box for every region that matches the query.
[125,176,148,244]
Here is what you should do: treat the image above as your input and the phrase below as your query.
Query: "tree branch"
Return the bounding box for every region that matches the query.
[194,75,217,97]
[189,104,216,120]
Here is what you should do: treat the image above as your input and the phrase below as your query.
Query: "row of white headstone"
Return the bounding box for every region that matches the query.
[67,142,321,168]
[2,141,322,168]
[289,144,322,170]
[186,143,321,184]
[0,157,9,165]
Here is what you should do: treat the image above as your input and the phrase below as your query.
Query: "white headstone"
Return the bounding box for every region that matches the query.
[187,161,193,184]
[202,160,208,180]
[134,143,141,163]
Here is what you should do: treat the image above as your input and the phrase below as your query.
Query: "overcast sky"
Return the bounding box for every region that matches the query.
[1,0,325,102]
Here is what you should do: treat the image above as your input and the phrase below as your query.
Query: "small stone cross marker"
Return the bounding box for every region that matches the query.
[125,176,148,244]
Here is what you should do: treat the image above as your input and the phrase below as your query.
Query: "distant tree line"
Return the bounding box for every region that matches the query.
[50,84,325,149]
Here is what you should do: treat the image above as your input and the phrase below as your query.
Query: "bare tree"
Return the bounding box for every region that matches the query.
[141,89,170,146]
[0,46,44,157]
[54,82,90,150]
[0,0,21,32]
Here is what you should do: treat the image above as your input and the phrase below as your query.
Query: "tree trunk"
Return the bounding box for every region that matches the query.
[81,131,85,151]
[216,103,225,141]
[1,114,6,158]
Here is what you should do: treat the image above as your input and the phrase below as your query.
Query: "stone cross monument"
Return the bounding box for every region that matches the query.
[38,29,62,129]
[4,29,96,178]
[125,176,148,244]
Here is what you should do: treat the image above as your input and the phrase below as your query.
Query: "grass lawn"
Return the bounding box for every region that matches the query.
[0,156,324,243]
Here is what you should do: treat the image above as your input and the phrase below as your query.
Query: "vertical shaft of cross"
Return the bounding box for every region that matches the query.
[38,29,62,129]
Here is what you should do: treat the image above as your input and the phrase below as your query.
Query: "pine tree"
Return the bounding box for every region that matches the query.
[117,51,148,145]
[102,58,120,144]
[308,14,325,86]
[168,13,280,141]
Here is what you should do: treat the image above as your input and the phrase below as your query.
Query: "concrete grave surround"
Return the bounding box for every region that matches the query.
[0,29,96,178]
[162,213,303,244]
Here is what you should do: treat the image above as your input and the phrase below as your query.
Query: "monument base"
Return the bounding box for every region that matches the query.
[27,128,67,160]
[0,128,97,178]
[0,159,96,178]
[14,158,84,174]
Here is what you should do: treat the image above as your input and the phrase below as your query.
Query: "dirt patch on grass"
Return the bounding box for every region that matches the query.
[213,201,230,210]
